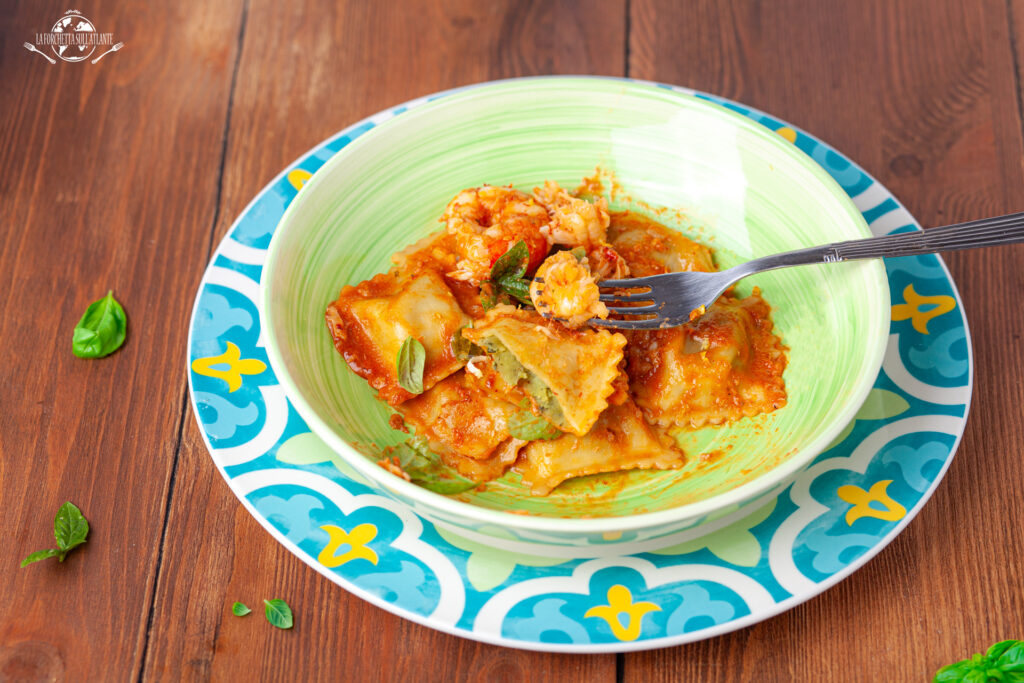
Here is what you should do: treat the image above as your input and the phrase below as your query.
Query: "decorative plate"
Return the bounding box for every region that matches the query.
[187,77,972,652]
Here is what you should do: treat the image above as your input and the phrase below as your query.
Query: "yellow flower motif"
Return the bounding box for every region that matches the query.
[318,523,379,568]
[891,284,955,335]
[775,126,797,143]
[584,585,661,641]
[288,169,312,191]
[837,480,907,526]
[191,342,266,393]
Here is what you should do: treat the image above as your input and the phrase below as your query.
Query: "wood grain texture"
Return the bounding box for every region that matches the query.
[140,0,623,680]
[626,1,1024,681]
[0,0,244,680]
[3,0,1023,679]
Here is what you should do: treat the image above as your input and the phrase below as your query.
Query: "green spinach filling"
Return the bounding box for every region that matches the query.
[479,337,566,427]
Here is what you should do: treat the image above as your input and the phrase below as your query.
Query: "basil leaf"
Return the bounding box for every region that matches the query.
[22,502,90,567]
[569,246,586,261]
[72,291,127,358]
[54,501,89,553]
[934,661,975,682]
[934,640,1024,682]
[496,275,532,305]
[263,599,293,629]
[508,410,561,441]
[232,602,252,617]
[396,336,426,394]
[20,548,62,567]
[988,641,1018,661]
[995,641,1024,672]
[393,437,478,495]
[490,240,530,282]
[451,327,483,362]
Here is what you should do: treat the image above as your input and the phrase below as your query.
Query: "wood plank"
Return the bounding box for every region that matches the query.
[626,0,1024,680]
[141,0,624,679]
[0,0,244,680]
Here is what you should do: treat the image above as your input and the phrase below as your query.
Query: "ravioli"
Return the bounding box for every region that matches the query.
[463,305,626,436]
[325,178,788,497]
[326,268,471,405]
[608,211,715,275]
[627,291,788,427]
[395,371,520,461]
[516,399,684,495]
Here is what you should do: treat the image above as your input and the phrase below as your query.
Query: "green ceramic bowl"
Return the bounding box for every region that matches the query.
[261,77,890,549]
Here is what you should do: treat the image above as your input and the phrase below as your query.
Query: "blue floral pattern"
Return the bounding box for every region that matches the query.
[187,79,971,651]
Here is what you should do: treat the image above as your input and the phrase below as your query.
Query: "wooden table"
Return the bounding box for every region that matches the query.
[2,1,1022,680]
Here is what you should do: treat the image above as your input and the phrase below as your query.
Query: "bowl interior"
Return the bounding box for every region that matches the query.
[262,78,889,521]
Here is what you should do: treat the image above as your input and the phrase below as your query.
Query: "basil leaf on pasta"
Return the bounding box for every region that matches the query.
[396,336,425,394]
[508,410,562,441]
[393,437,478,495]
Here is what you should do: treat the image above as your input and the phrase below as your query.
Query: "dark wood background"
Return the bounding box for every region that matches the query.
[2,0,1022,680]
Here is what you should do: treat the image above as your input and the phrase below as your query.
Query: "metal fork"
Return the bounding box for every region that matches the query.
[585,211,1024,330]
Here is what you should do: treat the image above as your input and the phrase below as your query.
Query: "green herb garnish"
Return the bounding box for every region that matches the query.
[497,276,532,304]
[396,336,426,394]
[489,240,535,305]
[934,639,1024,682]
[21,501,89,567]
[451,326,483,361]
[72,290,127,358]
[392,436,478,495]
[263,599,294,629]
[507,409,562,441]
[232,602,252,617]
[490,240,531,281]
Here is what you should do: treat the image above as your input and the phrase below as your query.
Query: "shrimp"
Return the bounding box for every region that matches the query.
[533,180,610,249]
[529,249,608,328]
[586,243,630,280]
[443,185,550,284]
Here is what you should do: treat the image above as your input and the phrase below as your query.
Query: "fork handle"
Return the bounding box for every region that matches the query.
[744,211,1024,272]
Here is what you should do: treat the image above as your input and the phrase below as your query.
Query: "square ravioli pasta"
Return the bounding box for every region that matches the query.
[606,210,787,428]
[326,268,470,405]
[395,371,521,462]
[462,305,627,437]
[517,399,684,495]
[627,291,788,428]
[325,176,788,498]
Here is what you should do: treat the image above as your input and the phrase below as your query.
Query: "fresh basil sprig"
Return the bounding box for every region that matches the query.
[392,436,478,495]
[263,599,294,629]
[489,240,534,305]
[232,602,252,617]
[508,409,561,441]
[934,639,1024,682]
[21,501,90,567]
[72,290,127,358]
[396,336,426,394]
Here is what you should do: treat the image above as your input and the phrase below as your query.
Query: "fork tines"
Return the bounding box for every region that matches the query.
[585,316,674,330]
